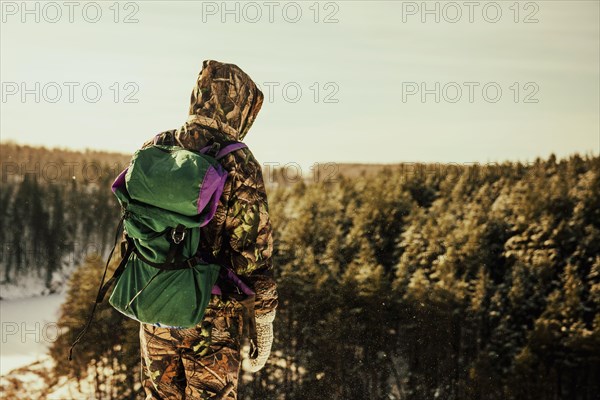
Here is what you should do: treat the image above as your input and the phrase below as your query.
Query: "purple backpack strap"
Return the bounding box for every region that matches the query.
[200,142,247,159]
[211,267,255,296]
[201,142,248,295]
[216,142,247,159]
[222,267,255,296]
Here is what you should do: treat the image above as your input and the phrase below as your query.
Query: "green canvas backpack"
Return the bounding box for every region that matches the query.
[69,139,259,360]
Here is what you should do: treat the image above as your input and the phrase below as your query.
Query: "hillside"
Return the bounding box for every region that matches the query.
[1,143,599,399]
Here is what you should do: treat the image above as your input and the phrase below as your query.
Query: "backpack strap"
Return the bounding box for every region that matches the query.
[131,248,206,271]
[69,214,130,361]
[238,293,259,359]
[216,142,247,160]
[199,141,247,160]
[97,236,134,302]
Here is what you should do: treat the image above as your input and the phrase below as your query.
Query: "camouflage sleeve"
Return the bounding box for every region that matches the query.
[224,150,278,315]
[224,151,272,274]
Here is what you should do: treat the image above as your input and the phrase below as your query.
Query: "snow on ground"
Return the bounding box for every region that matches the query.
[0,293,66,375]
[0,278,52,301]
[0,357,54,399]
[47,373,98,400]
[0,355,106,400]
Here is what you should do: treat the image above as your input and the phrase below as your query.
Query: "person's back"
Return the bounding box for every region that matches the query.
[139,60,278,399]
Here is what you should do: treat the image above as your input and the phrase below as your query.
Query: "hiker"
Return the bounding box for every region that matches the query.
[136,60,278,399]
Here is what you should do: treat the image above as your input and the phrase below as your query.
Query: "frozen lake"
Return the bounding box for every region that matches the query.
[0,294,66,375]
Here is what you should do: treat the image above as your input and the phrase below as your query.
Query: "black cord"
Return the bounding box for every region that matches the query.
[68,215,125,361]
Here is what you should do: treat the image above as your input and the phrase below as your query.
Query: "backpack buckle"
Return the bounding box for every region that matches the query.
[171,225,186,244]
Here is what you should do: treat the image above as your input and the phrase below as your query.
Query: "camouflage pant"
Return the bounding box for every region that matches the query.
[139,307,243,400]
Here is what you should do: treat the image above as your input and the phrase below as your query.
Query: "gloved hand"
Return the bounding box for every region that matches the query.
[243,309,276,372]
[242,273,278,372]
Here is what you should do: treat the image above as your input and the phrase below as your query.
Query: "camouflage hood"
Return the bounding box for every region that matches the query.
[186,60,264,142]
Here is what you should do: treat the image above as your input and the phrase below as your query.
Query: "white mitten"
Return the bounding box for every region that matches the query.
[243,309,276,372]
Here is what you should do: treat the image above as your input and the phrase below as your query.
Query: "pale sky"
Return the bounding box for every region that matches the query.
[1,1,599,169]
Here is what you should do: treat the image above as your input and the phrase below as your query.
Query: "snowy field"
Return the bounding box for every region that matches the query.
[0,293,66,375]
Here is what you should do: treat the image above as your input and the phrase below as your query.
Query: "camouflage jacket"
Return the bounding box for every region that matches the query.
[141,60,277,316]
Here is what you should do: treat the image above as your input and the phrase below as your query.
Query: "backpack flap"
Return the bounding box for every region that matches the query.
[126,144,228,218]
